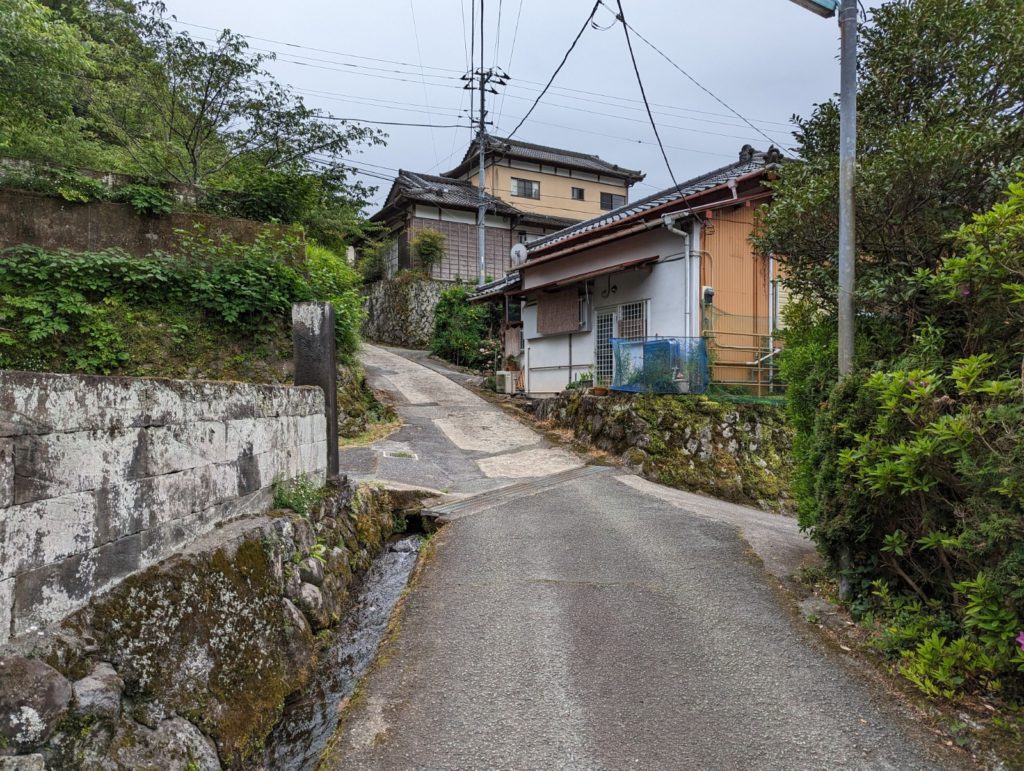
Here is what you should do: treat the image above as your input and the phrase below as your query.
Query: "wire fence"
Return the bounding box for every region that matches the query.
[610,337,710,395]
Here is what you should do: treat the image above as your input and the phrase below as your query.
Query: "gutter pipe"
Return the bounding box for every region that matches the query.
[661,213,693,338]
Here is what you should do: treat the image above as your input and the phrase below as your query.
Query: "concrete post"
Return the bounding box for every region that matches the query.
[293,302,339,479]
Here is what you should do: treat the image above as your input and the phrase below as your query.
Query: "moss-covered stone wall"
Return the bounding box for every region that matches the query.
[0,478,403,770]
[531,392,793,512]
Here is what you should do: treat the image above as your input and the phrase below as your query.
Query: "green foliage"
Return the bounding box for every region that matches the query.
[1,1,383,238]
[867,575,1024,701]
[0,0,91,157]
[758,0,1024,703]
[786,181,1024,700]
[115,183,175,215]
[357,239,392,283]
[429,284,500,370]
[409,229,446,274]
[305,242,365,360]
[174,226,310,331]
[271,474,325,515]
[754,0,1024,341]
[0,226,325,373]
[0,164,111,203]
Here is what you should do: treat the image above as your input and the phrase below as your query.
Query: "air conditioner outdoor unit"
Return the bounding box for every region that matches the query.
[495,371,516,395]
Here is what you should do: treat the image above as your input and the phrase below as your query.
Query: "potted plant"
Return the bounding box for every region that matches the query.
[576,370,594,389]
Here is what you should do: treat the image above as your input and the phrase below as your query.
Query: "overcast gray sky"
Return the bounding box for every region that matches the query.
[162,0,886,211]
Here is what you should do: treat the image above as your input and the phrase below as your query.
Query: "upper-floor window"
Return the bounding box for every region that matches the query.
[600,192,626,210]
[571,187,585,201]
[511,177,540,199]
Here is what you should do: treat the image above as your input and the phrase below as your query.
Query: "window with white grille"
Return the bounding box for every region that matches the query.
[617,301,647,340]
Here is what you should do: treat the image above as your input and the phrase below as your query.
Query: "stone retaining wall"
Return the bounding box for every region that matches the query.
[362,275,446,348]
[529,391,793,512]
[0,371,327,642]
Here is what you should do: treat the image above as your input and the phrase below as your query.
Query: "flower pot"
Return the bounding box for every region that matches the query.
[591,386,609,396]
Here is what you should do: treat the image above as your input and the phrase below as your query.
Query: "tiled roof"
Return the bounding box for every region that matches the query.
[446,136,645,183]
[525,146,781,253]
[374,170,519,219]
[516,211,580,229]
[469,271,521,301]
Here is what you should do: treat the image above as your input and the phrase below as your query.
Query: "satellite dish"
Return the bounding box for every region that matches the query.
[510,243,528,266]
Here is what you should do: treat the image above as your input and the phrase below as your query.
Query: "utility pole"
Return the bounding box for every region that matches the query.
[462,0,506,286]
[836,0,857,376]
[786,0,856,376]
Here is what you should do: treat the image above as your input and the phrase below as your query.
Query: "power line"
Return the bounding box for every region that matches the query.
[315,115,471,128]
[172,19,796,131]
[506,0,602,140]
[604,1,793,157]
[407,0,439,165]
[295,85,786,146]
[492,0,503,66]
[495,0,524,127]
[614,0,678,189]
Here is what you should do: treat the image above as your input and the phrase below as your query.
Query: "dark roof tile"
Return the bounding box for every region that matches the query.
[525,146,780,253]
[447,136,644,182]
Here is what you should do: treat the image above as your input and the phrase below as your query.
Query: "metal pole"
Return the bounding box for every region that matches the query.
[476,0,487,286]
[837,0,857,376]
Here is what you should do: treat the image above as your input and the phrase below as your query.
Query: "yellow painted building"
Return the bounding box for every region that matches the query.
[445,137,645,226]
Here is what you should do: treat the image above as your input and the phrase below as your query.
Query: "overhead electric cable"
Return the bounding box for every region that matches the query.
[492,0,503,66]
[171,19,795,130]
[604,1,793,156]
[495,0,523,126]
[614,0,678,190]
[315,115,471,128]
[407,0,439,165]
[505,0,601,140]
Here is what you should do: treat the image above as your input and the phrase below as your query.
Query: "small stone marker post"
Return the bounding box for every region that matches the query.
[293,302,339,479]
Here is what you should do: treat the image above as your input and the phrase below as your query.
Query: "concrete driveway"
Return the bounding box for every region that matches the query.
[324,345,962,770]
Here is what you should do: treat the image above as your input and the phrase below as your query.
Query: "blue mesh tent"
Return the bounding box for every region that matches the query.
[610,337,709,394]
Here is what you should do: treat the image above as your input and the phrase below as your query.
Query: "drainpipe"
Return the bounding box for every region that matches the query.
[661,214,692,337]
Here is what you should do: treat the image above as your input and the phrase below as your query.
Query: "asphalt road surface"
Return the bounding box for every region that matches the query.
[323,345,962,770]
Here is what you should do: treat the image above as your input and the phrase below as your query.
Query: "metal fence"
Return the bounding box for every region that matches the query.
[610,337,710,395]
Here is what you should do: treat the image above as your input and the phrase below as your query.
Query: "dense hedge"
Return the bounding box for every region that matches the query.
[795,182,1024,700]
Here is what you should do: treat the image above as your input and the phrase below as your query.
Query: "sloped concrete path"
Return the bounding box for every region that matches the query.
[324,345,963,770]
[339,345,582,497]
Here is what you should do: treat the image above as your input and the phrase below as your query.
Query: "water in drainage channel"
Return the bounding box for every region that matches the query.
[261,535,422,770]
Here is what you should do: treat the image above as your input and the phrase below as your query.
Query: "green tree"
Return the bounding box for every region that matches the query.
[755,0,1024,356]
[0,0,90,157]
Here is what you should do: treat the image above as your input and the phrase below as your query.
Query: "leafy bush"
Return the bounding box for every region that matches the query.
[174,226,310,332]
[0,226,319,373]
[410,229,445,274]
[305,242,365,360]
[796,180,1024,700]
[429,284,499,370]
[357,239,391,283]
[115,183,175,215]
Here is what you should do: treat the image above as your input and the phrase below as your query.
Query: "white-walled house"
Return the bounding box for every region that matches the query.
[475,146,784,396]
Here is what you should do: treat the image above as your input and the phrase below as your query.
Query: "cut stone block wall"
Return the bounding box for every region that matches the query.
[0,371,327,642]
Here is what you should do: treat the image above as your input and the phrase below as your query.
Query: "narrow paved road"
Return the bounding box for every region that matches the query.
[325,345,961,770]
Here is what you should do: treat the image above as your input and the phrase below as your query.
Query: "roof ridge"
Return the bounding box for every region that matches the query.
[523,147,775,253]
